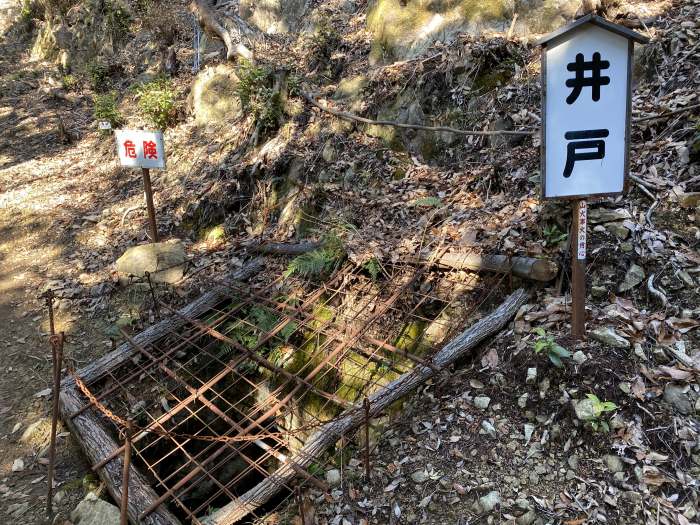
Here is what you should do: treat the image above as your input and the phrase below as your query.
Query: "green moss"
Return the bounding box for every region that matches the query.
[203,224,226,242]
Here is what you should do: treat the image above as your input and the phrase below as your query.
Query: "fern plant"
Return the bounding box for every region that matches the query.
[284,235,345,279]
[363,257,382,280]
[413,196,443,208]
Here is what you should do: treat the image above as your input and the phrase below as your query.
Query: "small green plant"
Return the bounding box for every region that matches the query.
[543,224,567,246]
[532,327,571,368]
[20,0,33,20]
[93,92,123,128]
[284,234,345,279]
[235,60,282,133]
[308,15,340,61]
[62,74,78,91]
[413,196,443,208]
[86,60,110,91]
[135,77,177,129]
[363,257,381,280]
[582,393,618,432]
[102,0,131,41]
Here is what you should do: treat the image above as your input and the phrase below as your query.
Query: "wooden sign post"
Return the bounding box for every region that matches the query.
[114,129,167,243]
[538,14,647,338]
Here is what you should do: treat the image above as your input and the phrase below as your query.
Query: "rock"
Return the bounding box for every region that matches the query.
[322,141,338,163]
[572,397,596,421]
[71,492,120,525]
[517,393,528,408]
[526,367,537,384]
[591,285,608,299]
[474,396,491,410]
[572,351,587,365]
[619,264,645,292]
[480,420,497,437]
[663,383,693,415]
[478,490,501,512]
[115,240,186,285]
[11,458,24,472]
[325,468,341,487]
[411,470,428,483]
[239,0,308,33]
[606,222,630,240]
[604,454,624,473]
[678,192,700,208]
[591,327,630,348]
[589,207,631,224]
[21,418,53,449]
[189,64,242,125]
[568,455,579,470]
[333,75,368,101]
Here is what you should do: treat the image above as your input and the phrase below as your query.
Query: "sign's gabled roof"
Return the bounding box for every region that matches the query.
[537,13,650,46]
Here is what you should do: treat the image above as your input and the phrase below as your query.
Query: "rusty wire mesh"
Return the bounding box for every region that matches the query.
[68,260,508,524]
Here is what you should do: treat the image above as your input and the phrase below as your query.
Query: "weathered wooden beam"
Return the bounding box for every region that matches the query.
[422,251,559,282]
[202,288,529,524]
[60,385,182,525]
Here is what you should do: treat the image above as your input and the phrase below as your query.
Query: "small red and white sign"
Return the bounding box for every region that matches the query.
[577,200,587,260]
[115,129,166,169]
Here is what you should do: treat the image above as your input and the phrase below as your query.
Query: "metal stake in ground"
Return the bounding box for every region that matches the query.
[120,419,134,525]
[142,168,159,243]
[570,200,587,338]
[47,332,64,518]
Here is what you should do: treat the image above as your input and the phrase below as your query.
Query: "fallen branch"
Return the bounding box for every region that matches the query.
[301,91,536,137]
[244,241,558,282]
[202,288,529,524]
[421,251,559,282]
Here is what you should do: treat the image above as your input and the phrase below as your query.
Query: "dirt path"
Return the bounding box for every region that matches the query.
[0,26,131,523]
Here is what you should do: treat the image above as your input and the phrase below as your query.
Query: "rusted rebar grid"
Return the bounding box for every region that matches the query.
[63,256,509,524]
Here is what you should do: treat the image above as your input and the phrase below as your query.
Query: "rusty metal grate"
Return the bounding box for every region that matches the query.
[67,261,507,524]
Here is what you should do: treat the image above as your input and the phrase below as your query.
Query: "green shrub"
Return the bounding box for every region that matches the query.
[235,60,282,133]
[86,60,110,91]
[135,77,177,129]
[308,15,340,61]
[93,92,123,128]
[102,0,131,41]
[62,74,78,91]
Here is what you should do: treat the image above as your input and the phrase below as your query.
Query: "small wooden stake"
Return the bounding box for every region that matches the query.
[571,199,587,339]
[120,420,133,525]
[142,168,159,243]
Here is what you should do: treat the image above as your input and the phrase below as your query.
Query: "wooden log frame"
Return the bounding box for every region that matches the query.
[57,259,264,525]
[248,242,559,282]
[203,288,529,524]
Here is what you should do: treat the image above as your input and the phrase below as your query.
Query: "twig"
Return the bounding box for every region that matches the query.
[632,102,700,123]
[301,91,536,137]
[647,274,668,308]
[645,199,659,226]
[121,205,143,227]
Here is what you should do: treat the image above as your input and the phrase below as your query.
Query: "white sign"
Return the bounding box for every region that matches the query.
[115,129,166,169]
[577,201,587,260]
[541,17,643,199]
[98,121,112,130]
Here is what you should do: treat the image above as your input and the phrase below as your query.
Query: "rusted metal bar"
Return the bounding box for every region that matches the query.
[363,397,371,481]
[120,420,133,525]
[116,327,328,495]
[45,289,56,336]
[46,332,64,518]
[142,168,159,243]
[145,271,160,319]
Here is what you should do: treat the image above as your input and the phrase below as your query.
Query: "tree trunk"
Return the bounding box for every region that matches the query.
[202,288,529,524]
[189,0,256,61]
